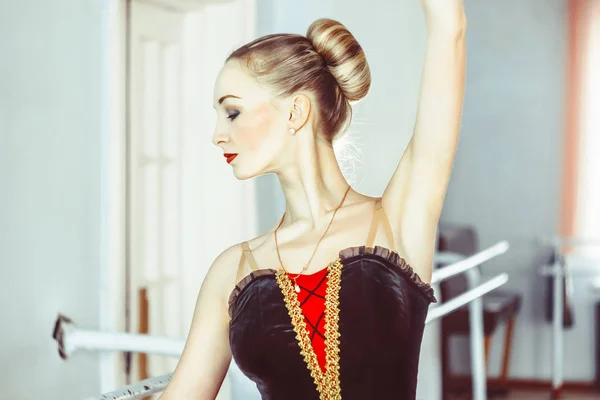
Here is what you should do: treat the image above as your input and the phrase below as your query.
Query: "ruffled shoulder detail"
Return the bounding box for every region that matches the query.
[227,245,437,318]
[339,245,437,303]
[228,269,276,317]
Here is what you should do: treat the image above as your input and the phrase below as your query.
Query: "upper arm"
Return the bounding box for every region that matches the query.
[381,145,450,283]
[160,244,241,400]
[381,29,466,280]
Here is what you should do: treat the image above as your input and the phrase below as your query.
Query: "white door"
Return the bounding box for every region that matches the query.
[124,0,257,397]
[128,0,188,382]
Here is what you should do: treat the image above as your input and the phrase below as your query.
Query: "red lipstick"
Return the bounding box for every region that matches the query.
[224,153,238,164]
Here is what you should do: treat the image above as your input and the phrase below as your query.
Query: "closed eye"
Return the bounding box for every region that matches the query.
[227,110,240,121]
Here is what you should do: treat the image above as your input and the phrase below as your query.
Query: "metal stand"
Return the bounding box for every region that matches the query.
[537,244,566,398]
[537,236,600,399]
[552,247,565,398]
[466,265,487,400]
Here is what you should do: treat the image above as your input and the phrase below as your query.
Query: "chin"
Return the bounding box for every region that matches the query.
[232,167,259,181]
[230,159,270,181]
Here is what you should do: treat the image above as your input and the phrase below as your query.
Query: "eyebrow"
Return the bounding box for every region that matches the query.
[218,94,242,104]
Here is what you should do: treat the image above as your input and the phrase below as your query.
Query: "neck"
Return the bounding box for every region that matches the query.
[275,131,351,230]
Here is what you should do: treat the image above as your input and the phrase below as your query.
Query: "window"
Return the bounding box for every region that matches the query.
[573,0,600,256]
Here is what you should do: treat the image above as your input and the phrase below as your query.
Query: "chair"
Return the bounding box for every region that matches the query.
[437,223,522,398]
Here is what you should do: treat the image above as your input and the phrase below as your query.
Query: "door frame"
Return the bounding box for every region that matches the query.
[99,0,257,391]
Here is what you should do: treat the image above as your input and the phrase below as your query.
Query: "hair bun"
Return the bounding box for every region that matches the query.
[307,18,371,102]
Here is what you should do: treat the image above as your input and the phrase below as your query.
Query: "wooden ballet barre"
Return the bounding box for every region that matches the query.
[538,235,600,247]
[55,243,507,360]
[428,238,511,400]
[58,268,509,362]
[432,243,511,400]
[432,241,509,284]
[52,314,184,360]
[82,374,172,400]
[426,272,508,323]
[79,238,508,363]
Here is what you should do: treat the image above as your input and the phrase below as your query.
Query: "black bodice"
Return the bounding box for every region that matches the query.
[228,245,437,400]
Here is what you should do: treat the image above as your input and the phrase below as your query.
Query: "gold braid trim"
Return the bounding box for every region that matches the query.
[323,259,342,399]
[275,259,343,400]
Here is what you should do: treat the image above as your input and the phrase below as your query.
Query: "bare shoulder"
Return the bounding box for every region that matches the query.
[160,241,261,398]
[212,242,245,272]
[159,242,245,399]
[239,225,282,258]
[203,242,245,307]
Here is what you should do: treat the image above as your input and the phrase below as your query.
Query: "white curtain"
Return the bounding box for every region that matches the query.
[574,0,600,257]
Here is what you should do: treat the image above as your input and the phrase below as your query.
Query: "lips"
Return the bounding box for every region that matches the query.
[224,153,238,164]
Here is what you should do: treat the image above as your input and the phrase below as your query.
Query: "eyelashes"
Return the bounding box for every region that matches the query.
[227,110,240,121]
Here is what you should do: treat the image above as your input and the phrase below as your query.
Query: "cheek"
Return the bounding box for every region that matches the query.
[237,106,284,152]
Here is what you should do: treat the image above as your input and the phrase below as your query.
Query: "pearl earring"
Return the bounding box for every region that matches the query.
[289,128,296,134]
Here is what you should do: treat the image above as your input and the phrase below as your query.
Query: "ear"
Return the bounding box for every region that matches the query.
[288,94,311,133]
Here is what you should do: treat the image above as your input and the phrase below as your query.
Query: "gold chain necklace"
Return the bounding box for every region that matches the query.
[274,185,351,293]
[273,186,350,399]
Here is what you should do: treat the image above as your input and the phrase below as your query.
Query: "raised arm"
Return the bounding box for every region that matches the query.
[159,245,240,400]
[381,0,467,281]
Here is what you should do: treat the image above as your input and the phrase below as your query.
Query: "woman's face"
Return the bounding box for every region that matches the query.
[212,61,291,180]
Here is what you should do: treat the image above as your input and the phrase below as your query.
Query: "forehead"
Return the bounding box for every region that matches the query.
[213,61,270,103]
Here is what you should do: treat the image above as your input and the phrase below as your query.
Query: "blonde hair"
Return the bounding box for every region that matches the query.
[227,18,371,142]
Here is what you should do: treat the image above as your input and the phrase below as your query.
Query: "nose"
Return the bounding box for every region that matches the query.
[211,125,230,147]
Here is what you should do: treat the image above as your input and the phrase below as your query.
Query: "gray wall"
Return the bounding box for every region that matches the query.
[443,0,600,382]
[442,0,566,377]
[0,0,105,398]
[442,0,566,263]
